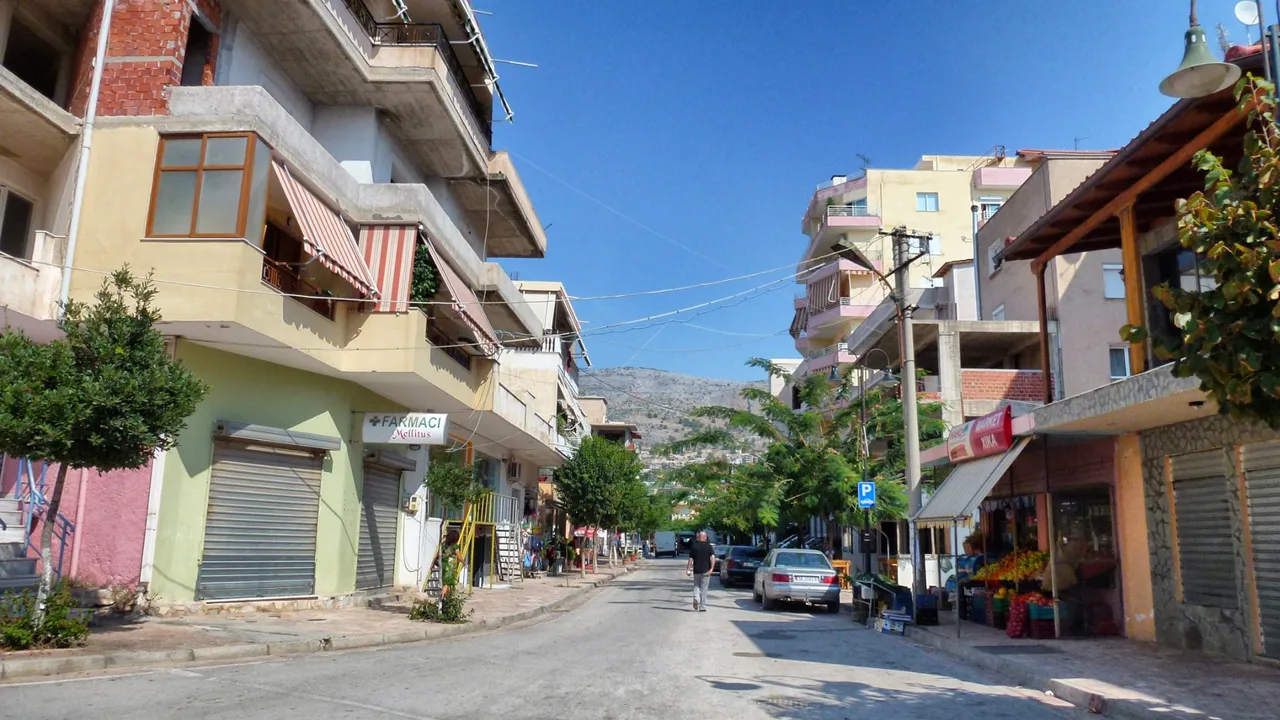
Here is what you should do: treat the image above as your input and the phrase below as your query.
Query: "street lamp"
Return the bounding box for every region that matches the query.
[855,347,893,579]
[1160,0,1242,98]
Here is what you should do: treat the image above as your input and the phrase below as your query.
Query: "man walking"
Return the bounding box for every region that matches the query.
[686,531,716,612]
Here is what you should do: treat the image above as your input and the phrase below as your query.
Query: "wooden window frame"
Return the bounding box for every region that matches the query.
[147,132,260,239]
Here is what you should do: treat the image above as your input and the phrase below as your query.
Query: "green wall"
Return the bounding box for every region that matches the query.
[151,341,404,602]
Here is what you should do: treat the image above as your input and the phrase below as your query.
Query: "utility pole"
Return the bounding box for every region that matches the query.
[890,228,925,598]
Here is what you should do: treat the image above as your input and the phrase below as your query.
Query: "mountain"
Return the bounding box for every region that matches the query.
[577,367,769,468]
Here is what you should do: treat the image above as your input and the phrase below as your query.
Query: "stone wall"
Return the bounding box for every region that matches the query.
[1140,414,1279,661]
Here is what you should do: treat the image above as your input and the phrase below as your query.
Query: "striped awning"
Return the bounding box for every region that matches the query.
[788,306,808,338]
[359,225,415,313]
[422,236,499,356]
[272,161,379,298]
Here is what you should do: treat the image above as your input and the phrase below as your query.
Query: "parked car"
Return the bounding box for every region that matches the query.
[753,548,841,613]
[719,545,767,587]
[713,544,729,561]
[653,531,678,558]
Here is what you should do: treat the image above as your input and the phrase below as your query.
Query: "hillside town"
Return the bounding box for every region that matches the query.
[3,1,1280,718]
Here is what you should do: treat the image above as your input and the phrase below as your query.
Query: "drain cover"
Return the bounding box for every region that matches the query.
[974,644,1063,655]
[733,651,784,658]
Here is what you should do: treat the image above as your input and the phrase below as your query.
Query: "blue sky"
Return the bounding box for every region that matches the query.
[487,1,1250,381]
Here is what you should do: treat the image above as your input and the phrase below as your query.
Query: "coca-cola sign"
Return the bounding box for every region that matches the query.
[947,406,1013,463]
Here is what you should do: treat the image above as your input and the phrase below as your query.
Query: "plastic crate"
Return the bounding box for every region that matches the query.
[971,594,987,623]
[1028,603,1056,621]
[1028,619,1056,639]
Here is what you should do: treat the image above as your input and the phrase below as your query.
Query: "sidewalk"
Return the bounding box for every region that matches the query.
[0,564,636,680]
[902,612,1280,719]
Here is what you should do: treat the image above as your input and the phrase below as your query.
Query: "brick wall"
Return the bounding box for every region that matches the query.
[960,368,1049,403]
[68,0,222,118]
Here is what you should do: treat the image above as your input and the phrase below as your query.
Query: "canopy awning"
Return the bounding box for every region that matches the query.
[914,437,1032,529]
[422,236,499,356]
[272,161,380,298]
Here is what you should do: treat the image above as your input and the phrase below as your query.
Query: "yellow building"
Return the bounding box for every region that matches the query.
[790,153,1035,380]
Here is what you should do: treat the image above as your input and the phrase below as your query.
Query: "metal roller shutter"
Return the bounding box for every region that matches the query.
[356,463,402,590]
[1171,450,1237,609]
[1243,441,1280,658]
[196,442,323,600]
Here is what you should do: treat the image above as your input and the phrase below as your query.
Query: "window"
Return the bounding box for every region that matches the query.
[916,192,939,212]
[1144,246,1217,359]
[148,133,272,240]
[987,240,1003,277]
[180,18,214,87]
[979,199,1003,223]
[1109,347,1131,381]
[851,198,868,215]
[0,188,35,260]
[928,233,942,256]
[991,304,1005,321]
[1102,264,1125,299]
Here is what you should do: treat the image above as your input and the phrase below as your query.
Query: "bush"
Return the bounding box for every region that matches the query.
[0,583,90,649]
[409,544,471,624]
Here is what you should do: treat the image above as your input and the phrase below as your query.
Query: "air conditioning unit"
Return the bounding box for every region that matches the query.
[508,462,523,480]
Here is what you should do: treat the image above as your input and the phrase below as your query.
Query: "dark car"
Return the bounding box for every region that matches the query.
[719,545,767,587]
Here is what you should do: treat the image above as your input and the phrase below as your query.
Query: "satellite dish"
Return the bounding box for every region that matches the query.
[1236,1,1260,26]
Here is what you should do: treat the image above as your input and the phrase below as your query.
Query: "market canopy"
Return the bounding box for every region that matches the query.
[914,437,1033,529]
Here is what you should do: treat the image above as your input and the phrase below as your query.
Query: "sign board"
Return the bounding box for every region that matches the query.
[857,481,877,509]
[361,413,449,445]
[946,406,1013,463]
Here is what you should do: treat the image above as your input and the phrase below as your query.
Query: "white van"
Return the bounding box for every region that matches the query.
[653,531,677,558]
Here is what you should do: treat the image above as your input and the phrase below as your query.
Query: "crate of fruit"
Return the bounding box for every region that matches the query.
[1028,603,1056,621]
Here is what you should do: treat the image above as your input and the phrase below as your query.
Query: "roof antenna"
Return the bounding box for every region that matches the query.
[856,153,872,174]
[1073,136,1087,150]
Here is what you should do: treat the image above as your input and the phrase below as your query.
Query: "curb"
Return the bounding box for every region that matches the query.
[0,566,637,681]
[903,625,1115,717]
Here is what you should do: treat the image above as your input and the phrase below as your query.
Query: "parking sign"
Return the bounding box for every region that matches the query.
[857,482,876,509]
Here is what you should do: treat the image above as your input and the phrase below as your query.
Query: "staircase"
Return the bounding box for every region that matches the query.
[495,522,522,585]
[0,496,39,592]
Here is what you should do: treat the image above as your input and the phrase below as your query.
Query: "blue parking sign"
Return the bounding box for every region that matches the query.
[857,482,876,509]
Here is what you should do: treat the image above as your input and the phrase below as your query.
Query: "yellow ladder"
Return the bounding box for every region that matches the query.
[451,499,477,596]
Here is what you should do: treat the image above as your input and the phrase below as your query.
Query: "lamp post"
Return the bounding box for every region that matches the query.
[855,347,893,579]
[1160,0,1243,98]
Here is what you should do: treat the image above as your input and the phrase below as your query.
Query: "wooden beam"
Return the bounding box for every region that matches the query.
[1118,203,1147,374]
[1036,264,1053,404]
[1032,104,1247,269]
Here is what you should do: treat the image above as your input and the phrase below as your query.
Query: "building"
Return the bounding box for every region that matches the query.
[914,50,1280,662]
[789,152,1036,381]
[579,396,641,450]
[977,150,1124,398]
[0,0,571,604]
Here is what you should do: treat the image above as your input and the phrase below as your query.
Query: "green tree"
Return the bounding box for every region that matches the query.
[555,435,643,574]
[408,241,439,305]
[1122,76,1280,427]
[657,358,943,553]
[0,269,207,625]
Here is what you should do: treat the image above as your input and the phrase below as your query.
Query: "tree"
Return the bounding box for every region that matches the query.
[0,268,207,625]
[1122,76,1280,428]
[408,241,439,305]
[554,435,643,574]
[656,358,944,554]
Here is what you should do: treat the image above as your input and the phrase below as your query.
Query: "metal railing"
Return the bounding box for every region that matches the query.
[337,0,492,145]
[435,491,520,525]
[15,458,74,581]
[262,257,337,320]
[558,361,579,396]
[827,204,874,218]
[807,342,849,360]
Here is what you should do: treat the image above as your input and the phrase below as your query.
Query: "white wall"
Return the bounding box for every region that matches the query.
[218,21,315,130]
[426,177,484,259]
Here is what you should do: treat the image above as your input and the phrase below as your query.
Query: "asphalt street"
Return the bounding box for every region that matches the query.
[1,559,1081,719]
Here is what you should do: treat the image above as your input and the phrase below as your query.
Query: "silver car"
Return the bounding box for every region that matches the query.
[752,548,841,613]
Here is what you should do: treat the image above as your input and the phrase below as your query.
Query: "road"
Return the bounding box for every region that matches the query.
[3,560,1079,719]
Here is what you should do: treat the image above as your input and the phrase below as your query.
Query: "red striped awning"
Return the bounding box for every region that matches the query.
[272,161,379,298]
[422,236,499,356]
[359,225,415,313]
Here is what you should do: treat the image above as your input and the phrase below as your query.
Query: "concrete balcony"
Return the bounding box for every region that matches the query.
[452,152,547,258]
[972,165,1032,190]
[799,214,882,275]
[0,66,79,177]
[805,342,854,373]
[480,261,543,341]
[219,0,494,178]
[0,231,64,341]
[484,381,561,465]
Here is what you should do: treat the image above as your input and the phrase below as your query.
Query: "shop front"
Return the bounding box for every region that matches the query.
[916,407,1125,639]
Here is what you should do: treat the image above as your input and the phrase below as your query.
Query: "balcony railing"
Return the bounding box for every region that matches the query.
[338,0,492,145]
[807,342,849,360]
[827,204,873,218]
[426,322,473,370]
[433,490,520,525]
[559,361,580,396]
[262,257,336,320]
